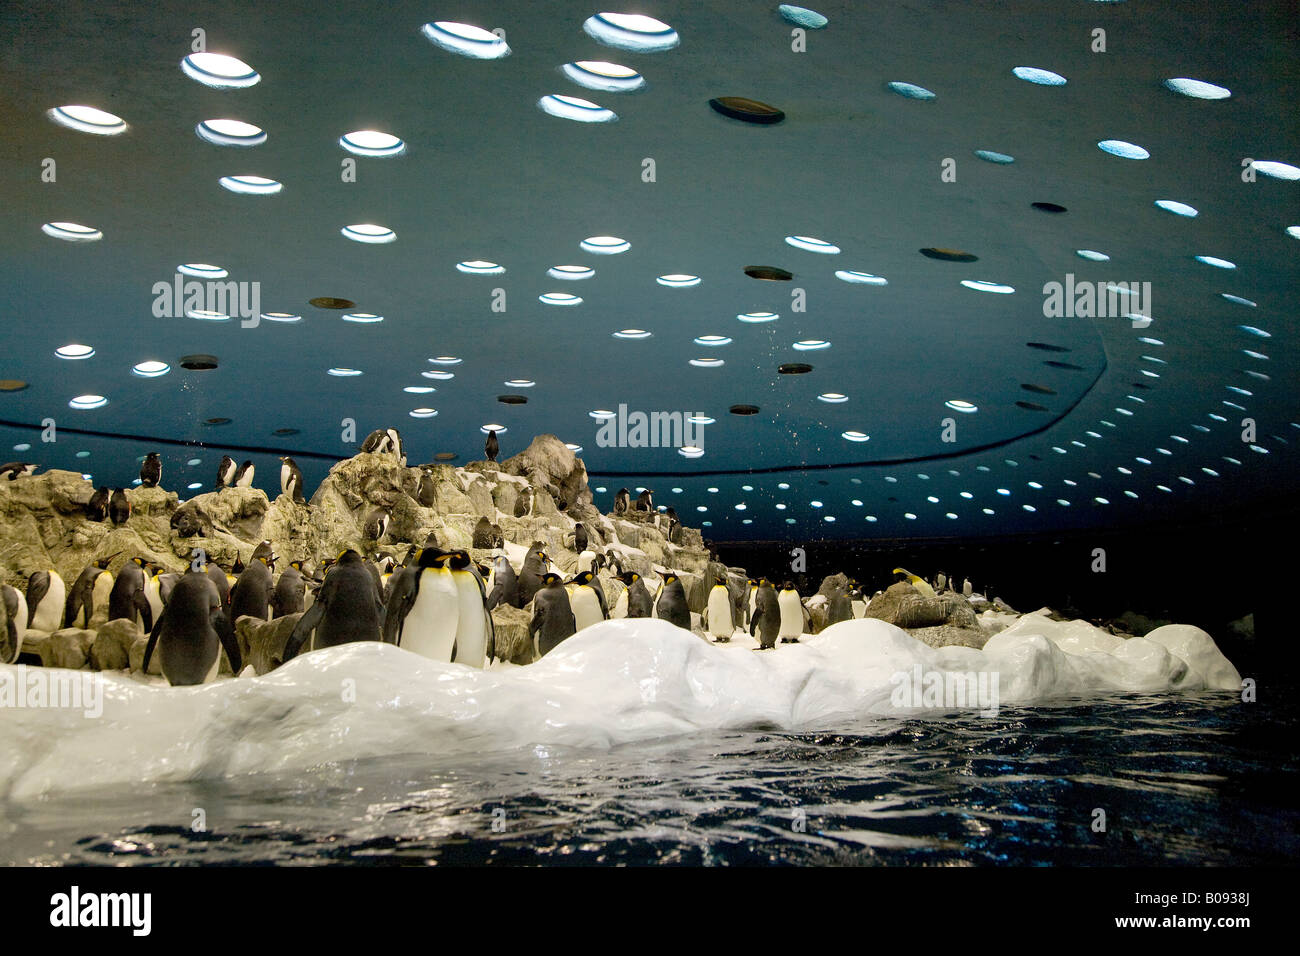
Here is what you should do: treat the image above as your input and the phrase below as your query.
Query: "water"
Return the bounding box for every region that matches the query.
[4,692,1294,866]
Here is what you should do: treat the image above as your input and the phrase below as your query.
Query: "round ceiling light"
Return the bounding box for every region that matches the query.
[737,311,779,322]
[69,394,107,409]
[613,329,651,339]
[548,265,594,280]
[341,223,395,243]
[42,221,102,242]
[657,274,700,287]
[55,344,95,359]
[583,13,680,52]
[177,263,228,278]
[132,361,170,377]
[961,279,1015,293]
[219,175,281,195]
[785,236,840,254]
[197,119,266,147]
[835,271,887,284]
[1098,140,1149,159]
[457,260,505,274]
[181,52,260,88]
[1164,77,1230,99]
[48,105,128,135]
[581,236,630,255]
[1013,66,1067,85]
[1155,199,1198,217]
[562,60,645,93]
[539,94,618,123]
[539,292,582,305]
[421,21,510,59]
[339,130,406,157]
[887,81,936,100]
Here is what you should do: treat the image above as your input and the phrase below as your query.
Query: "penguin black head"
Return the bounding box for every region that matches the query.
[131,556,146,567]
[448,550,472,570]
[542,572,563,586]
[535,550,548,564]
[664,572,678,584]
[575,570,595,586]
[619,571,639,585]
[714,574,727,586]
[781,581,795,591]
[336,549,363,565]
[416,547,450,569]
[93,555,116,569]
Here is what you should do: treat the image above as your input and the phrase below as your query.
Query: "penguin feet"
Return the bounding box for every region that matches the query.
[713,636,730,643]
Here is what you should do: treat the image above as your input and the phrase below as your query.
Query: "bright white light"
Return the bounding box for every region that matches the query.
[793,339,829,350]
[841,431,870,442]
[589,410,616,420]
[538,94,618,123]
[689,358,724,367]
[1248,160,1300,181]
[219,175,281,195]
[197,119,266,147]
[818,393,848,403]
[613,329,651,339]
[55,344,94,359]
[887,81,935,100]
[1013,66,1067,85]
[548,265,594,280]
[679,446,704,458]
[48,105,127,135]
[181,52,260,88]
[409,408,438,418]
[785,236,841,254]
[421,21,511,59]
[132,361,170,377]
[457,260,505,275]
[42,221,102,242]
[737,312,778,323]
[1164,77,1230,99]
[581,236,630,255]
[187,309,230,321]
[328,368,363,377]
[961,279,1014,293]
[694,335,730,346]
[1194,255,1236,269]
[261,312,301,323]
[835,271,887,284]
[946,400,977,413]
[69,395,107,409]
[343,312,383,323]
[505,379,535,387]
[480,424,506,434]
[1155,199,1198,217]
[177,263,228,278]
[562,60,645,92]
[340,130,405,157]
[341,223,395,243]
[539,292,582,306]
[583,12,680,52]
[1076,249,1110,261]
[1098,140,1149,159]
[657,274,700,287]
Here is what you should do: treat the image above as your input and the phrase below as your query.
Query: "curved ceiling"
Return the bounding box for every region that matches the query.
[0,0,1296,540]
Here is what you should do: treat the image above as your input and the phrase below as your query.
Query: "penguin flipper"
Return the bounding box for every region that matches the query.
[749,607,762,637]
[26,572,48,629]
[4,617,19,665]
[382,572,417,646]
[142,611,165,673]
[214,608,242,673]
[134,590,153,633]
[284,600,325,661]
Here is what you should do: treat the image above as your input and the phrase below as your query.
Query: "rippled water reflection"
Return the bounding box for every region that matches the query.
[3,692,1294,865]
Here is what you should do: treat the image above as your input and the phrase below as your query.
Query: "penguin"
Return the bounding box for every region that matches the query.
[271,560,307,617]
[375,554,396,594]
[363,508,389,545]
[0,462,38,480]
[777,581,803,642]
[568,569,607,631]
[142,571,241,685]
[634,489,654,512]
[825,582,853,626]
[514,488,532,517]
[746,578,758,627]
[517,545,549,606]
[107,556,153,631]
[664,507,682,544]
[250,540,275,567]
[655,572,691,630]
[386,427,405,466]
[893,568,938,601]
[108,488,130,525]
[201,556,232,611]
[285,550,385,659]
[2,585,28,664]
[215,455,237,490]
[229,554,274,623]
[963,578,973,598]
[25,569,66,632]
[485,429,499,462]
[139,452,161,488]
[361,429,392,455]
[143,564,165,626]
[749,579,780,650]
[84,486,111,521]
[64,556,115,628]
[529,573,576,659]
[936,572,947,593]
[573,522,588,553]
[472,517,497,549]
[233,460,255,487]
[156,571,181,608]
[381,548,460,661]
[576,549,600,575]
[279,456,304,502]
[613,488,630,515]
[448,550,495,667]
[414,468,437,507]
[705,574,733,642]
[486,554,519,610]
[618,570,652,619]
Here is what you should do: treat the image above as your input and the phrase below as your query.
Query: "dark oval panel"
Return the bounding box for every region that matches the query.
[778,363,813,374]
[744,265,793,281]
[919,247,978,262]
[434,452,457,461]
[497,395,528,405]
[203,417,232,426]
[1031,202,1067,213]
[1043,360,1084,370]
[1015,401,1049,411]
[180,354,219,370]
[1021,383,1057,395]
[1130,381,1152,390]
[729,404,760,415]
[309,296,356,309]
[0,380,29,391]
[1026,342,1071,352]
[709,96,785,124]
[272,427,299,436]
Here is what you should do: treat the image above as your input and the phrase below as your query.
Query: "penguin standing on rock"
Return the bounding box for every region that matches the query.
[613,488,630,514]
[705,574,734,642]
[414,468,437,507]
[139,452,161,488]
[230,554,274,622]
[893,568,938,601]
[86,486,111,521]
[749,578,780,650]
[286,550,386,659]
[655,572,691,630]
[618,571,652,619]
[363,508,390,545]
[279,456,304,502]
[487,554,519,609]
[233,460,255,487]
[25,569,66,632]
[272,561,307,617]
[777,581,803,642]
[517,545,549,606]
[529,573,576,660]
[382,548,459,660]
[65,556,115,628]
[825,582,853,626]
[485,429,499,462]
[0,462,38,480]
[2,585,28,664]
[109,489,131,526]
[568,569,608,631]
[572,522,588,553]
[215,455,237,490]
[108,556,153,631]
[142,570,241,685]
[634,489,654,512]
[664,507,682,544]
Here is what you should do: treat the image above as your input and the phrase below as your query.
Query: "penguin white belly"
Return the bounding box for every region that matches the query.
[401,569,459,662]
[280,463,290,495]
[90,573,114,627]
[145,578,164,626]
[777,592,803,637]
[571,585,603,632]
[748,591,758,623]
[450,572,488,668]
[577,550,597,574]
[612,587,628,619]
[31,574,66,632]
[852,599,865,619]
[10,591,28,651]
[706,587,732,638]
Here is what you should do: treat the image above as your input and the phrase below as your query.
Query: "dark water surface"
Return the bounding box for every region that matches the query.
[3,692,1295,866]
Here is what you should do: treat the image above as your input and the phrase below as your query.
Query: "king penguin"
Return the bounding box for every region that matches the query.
[825,581,853,627]
[285,550,385,659]
[230,554,274,622]
[65,556,115,629]
[484,429,499,462]
[139,452,162,488]
[777,581,804,642]
[108,556,153,631]
[143,564,165,627]
[568,569,607,632]
[893,568,938,601]
[529,573,576,659]
[618,570,652,619]
[142,570,241,685]
[25,568,66,632]
[749,578,780,650]
[655,572,691,631]
[271,560,307,617]
[448,550,495,667]
[746,578,759,628]
[382,548,460,662]
[2,585,28,664]
[516,545,549,607]
[705,574,734,642]
[486,553,519,609]
[279,456,305,503]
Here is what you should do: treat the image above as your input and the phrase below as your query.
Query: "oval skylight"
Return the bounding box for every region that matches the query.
[504,380,535,389]
[429,354,462,365]
[567,444,585,454]
[785,235,841,253]
[404,386,435,394]
[457,260,505,274]
[1248,160,1300,181]
[1288,226,1300,240]
[220,175,282,195]
[1194,255,1236,269]
[539,292,582,305]
[1239,325,1271,338]
[657,274,700,287]
[55,344,95,362]
[581,236,630,255]
[48,105,128,135]
[678,446,705,458]
[181,52,261,88]
[409,408,438,418]
[818,393,848,403]
[737,311,779,323]
[1013,66,1067,85]
[613,329,651,339]
[1164,77,1231,100]
[583,12,680,52]
[689,358,724,367]
[589,409,617,419]
[132,361,170,377]
[197,119,266,147]
[842,431,870,442]
[327,368,363,376]
[1076,249,1110,261]
[480,424,507,434]
[792,340,830,350]
[688,416,715,426]
[539,94,618,123]
[69,395,107,409]
[341,223,395,243]
[1220,294,1256,307]
[945,400,977,413]
[261,312,301,323]
[342,312,384,323]
[835,271,887,284]
[420,371,452,380]
[187,309,230,321]
[961,279,1014,293]
[421,21,510,59]
[1098,140,1149,160]
[1155,199,1198,217]
[42,221,102,242]
[694,335,731,346]
[562,60,645,92]
[974,149,1014,164]
[779,5,828,28]
[339,130,405,157]
[177,263,228,278]
[548,265,594,280]
[887,81,936,100]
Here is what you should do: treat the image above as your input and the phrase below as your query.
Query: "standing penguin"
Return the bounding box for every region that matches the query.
[746,578,759,627]
[143,564,166,626]
[233,460,255,488]
[705,574,734,642]
[86,486,111,521]
[25,569,66,632]
[613,488,630,515]
[486,554,519,610]
[448,550,495,667]
[142,571,241,685]
[634,489,654,512]
[363,508,390,546]
[568,569,608,631]
[484,429,499,462]
[108,489,131,526]
[65,556,115,628]
[655,572,691,630]
[215,455,237,490]
[108,556,153,631]
[777,581,803,642]
[2,585,28,664]
[664,507,682,544]
[529,573,576,659]
[749,579,780,650]
[139,452,162,488]
[229,554,274,623]
[825,582,853,626]
[285,550,386,659]
[279,456,305,502]
[386,427,405,466]
[271,561,307,617]
[516,545,549,607]
[0,462,38,480]
[382,548,460,661]
[963,578,973,598]
[573,522,588,553]
[618,571,652,619]
[414,468,437,507]
[893,568,938,601]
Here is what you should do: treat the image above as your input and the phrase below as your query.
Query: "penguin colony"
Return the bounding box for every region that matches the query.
[2,439,989,681]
